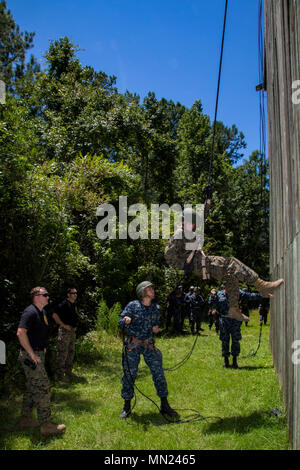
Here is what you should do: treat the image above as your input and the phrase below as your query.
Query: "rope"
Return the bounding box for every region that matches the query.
[121,327,222,425]
[163,331,200,372]
[241,319,263,359]
[208,0,229,186]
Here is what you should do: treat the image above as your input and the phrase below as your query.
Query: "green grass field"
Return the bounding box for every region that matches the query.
[0,311,291,450]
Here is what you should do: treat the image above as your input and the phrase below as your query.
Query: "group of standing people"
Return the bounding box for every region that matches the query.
[166,285,205,335]
[16,276,276,434]
[165,283,271,369]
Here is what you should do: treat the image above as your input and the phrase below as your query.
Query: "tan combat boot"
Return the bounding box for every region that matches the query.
[19,416,40,428]
[254,278,284,297]
[40,421,66,437]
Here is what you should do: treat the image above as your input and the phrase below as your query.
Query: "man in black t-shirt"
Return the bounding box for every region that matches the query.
[17,286,66,437]
[52,287,79,382]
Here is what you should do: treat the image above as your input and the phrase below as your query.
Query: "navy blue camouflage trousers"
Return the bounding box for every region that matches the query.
[121,340,168,400]
[219,317,242,357]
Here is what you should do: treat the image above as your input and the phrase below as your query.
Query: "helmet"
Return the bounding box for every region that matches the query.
[194,286,200,293]
[189,286,194,291]
[136,281,153,299]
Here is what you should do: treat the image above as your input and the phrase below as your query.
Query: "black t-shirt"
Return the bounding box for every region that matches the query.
[18,304,49,351]
[54,299,78,327]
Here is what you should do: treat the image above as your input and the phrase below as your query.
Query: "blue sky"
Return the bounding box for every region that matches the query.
[8,0,265,160]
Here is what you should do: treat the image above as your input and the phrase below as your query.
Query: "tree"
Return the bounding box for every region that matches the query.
[0,0,36,89]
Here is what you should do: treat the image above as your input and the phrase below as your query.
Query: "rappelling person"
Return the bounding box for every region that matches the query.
[119,281,179,420]
[164,187,284,319]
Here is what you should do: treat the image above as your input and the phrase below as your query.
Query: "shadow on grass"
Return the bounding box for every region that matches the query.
[0,401,66,450]
[51,388,99,414]
[126,410,175,431]
[236,365,274,371]
[203,409,286,435]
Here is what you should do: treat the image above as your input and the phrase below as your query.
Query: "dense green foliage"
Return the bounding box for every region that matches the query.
[0,1,269,393]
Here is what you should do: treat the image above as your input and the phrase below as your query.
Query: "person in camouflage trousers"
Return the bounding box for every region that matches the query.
[52,287,79,383]
[17,286,66,437]
[164,208,284,320]
[119,281,178,420]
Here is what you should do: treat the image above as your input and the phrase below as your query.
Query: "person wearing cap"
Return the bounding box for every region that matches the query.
[17,286,66,437]
[208,288,220,333]
[164,207,284,321]
[189,287,205,335]
[119,281,178,420]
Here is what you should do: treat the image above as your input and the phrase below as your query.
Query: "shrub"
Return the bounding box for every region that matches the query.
[108,302,122,336]
[95,299,109,332]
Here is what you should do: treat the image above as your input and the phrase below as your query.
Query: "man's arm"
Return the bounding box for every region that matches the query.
[16,328,41,365]
[52,313,72,331]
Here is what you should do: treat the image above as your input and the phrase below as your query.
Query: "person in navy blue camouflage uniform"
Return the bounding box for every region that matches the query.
[119,281,178,419]
[189,287,205,335]
[166,285,185,333]
[217,287,266,368]
[259,297,270,325]
[208,288,220,333]
[183,286,194,331]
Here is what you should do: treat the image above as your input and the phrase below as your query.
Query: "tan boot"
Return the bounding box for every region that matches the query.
[254,278,284,297]
[19,416,40,428]
[40,421,66,437]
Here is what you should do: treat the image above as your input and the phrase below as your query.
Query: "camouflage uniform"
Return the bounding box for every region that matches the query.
[19,350,51,423]
[208,292,220,333]
[218,289,263,358]
[183,289,194,330]
[166,289,185,332]
[54,299,78,379]
[189,291,205,334]
[217,289,242,358]
[259,297,270,325]
[119,300,168,401]
[165,227,259,309]
[56,327,77,378]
